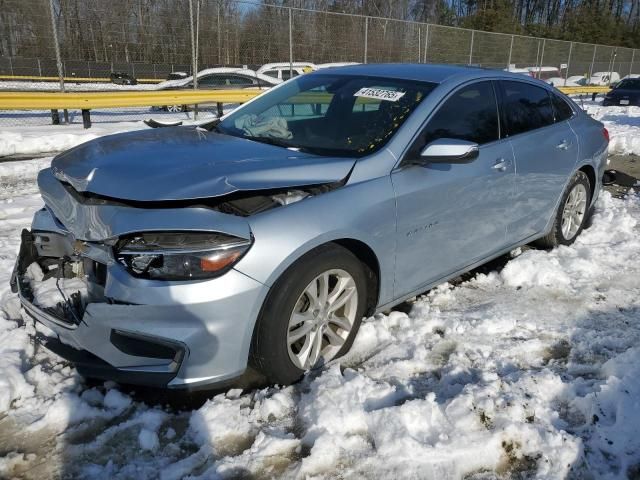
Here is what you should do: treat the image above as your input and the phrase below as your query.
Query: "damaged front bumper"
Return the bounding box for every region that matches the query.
[12,177,269,389]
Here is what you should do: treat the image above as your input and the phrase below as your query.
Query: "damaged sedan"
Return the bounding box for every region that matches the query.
[11,64,609,389]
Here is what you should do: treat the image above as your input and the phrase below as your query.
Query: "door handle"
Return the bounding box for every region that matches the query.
[556,140,570,150]
[492,158,508,172]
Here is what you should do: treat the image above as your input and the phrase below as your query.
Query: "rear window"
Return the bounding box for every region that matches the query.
[500,81,554,136]
[616,79,640,90]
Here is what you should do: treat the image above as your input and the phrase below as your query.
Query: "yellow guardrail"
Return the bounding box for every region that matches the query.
[0,75,162,83]
[0,89,262,110]
[0,85,612,129]
[556,86,611,94]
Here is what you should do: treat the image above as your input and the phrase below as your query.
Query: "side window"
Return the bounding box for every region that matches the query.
[551,93,573,122]
[198,75,225,87]
[226,75,255,86]
[500,81,554,135]
[417,81,499,149]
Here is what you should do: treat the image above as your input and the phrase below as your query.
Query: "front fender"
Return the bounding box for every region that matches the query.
[235,175,397,307]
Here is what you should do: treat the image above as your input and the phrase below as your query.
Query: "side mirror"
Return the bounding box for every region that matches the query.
[417,138,479,164]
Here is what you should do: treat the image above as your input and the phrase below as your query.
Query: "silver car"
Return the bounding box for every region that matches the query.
[11,64,608,389]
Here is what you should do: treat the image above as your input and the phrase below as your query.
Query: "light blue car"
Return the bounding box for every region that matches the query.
[11,64,609,389]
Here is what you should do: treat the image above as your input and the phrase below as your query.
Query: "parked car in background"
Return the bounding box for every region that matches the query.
[527,67,561,81]
[110,72,137,86]
[589,71,620,86]
[505,66,563,81]
[11,64,608,389]
[547,76,588,87]
[166,71,189,81]
[257,62,317,80]
[602,77,640,106]
[155,67,281,112]
[504,67,532,76]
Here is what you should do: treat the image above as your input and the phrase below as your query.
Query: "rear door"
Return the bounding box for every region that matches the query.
[391,80,516,297]
[498,80,578,241]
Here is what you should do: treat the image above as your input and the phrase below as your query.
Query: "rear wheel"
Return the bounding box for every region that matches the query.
[536,171,591,248]
[250,244,367,385]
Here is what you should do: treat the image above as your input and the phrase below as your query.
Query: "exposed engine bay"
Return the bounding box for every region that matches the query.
[59,178,346,217]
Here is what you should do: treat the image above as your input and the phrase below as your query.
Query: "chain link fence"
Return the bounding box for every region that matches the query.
[1,0,638,127]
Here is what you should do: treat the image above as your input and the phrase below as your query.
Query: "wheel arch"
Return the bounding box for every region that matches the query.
[577,163,597,204]
[331,238,381,316]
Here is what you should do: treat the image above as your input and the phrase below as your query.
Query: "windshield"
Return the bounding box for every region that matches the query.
[216,74,436,157]
[616,79,640,90]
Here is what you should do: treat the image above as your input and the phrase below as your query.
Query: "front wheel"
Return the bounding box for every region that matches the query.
[250,244,367,385]
[536,171,591,248]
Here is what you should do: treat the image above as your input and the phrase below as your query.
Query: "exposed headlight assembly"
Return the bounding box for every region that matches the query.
[115,232,251,280]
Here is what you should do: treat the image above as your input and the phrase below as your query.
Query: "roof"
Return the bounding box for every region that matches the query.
[311,63,534,84]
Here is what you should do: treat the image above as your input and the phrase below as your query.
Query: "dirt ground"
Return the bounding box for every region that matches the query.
[606,154,640,196]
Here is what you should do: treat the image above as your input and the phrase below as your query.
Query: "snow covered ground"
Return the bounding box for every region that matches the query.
[0,80,157,92]
[583,101,640,156]
[1,155,640,478]
[0,101,640,479]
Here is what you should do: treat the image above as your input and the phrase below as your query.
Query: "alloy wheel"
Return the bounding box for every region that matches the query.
[561,183,588,240]
[286,269,358,370]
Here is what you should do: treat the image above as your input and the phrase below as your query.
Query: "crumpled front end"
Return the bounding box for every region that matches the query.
[11,168,269,389]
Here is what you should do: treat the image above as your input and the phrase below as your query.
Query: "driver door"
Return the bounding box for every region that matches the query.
[391,80,516,298]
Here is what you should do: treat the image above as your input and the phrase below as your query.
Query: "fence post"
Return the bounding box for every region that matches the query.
[363,17,368,64]
[87,61,91,78]
[37,58,42,77]
[48,0,65,93]
[537,38,545,78]
[589,45,597,80]
[564,42,573,86]
[631,49,636,75]
[507,35,514,69]
[288,8,293,77]
[189,0,200,120]
[8,57,13,75]
[418,27,421,63]
[469,30,475,65]
[424,24,430,63]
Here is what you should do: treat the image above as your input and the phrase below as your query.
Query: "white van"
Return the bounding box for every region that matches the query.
[589,71,621,86]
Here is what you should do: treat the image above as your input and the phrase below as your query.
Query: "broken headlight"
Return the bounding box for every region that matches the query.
[115,232,251,280]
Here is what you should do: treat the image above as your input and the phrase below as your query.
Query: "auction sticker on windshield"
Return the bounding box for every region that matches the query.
[354,87,406,102]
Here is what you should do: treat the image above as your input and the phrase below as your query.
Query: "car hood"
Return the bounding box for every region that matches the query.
[50,127,356,202]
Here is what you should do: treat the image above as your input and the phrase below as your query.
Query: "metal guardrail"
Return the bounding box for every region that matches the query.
[0,89,260,110]
[0,75,163,83]
[557,86,611,94]
[0,85,610,110]
[0,85,612,128]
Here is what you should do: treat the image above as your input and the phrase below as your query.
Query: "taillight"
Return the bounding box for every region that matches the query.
[603,128,610,142]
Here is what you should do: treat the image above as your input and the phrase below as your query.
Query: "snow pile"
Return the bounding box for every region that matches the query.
[0,81,156,92]
[0,156,639,478]
[585,103,640,156]
[0,121,152,157]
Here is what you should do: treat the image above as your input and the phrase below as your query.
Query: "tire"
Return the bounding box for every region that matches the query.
[535,171,592,248]
[250,243,368,385]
